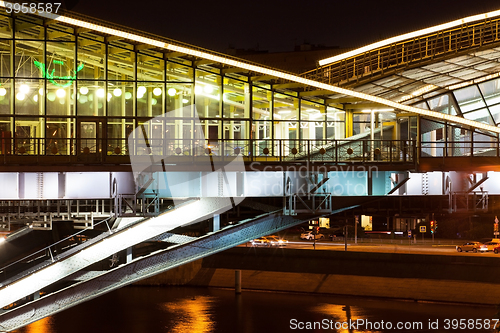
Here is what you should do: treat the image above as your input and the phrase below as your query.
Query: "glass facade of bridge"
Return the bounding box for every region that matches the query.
[414,79,500,157]
[0,9,350,160]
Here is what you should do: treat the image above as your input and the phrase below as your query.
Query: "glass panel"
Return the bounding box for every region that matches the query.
[326,107,345,139]
[167,61,193,82]
[195,70,220,118]
[46,82,75,116]
[0,117,12,155]
[453,85,486,113]
[15,41,44,78]
[353,112,371,136]
[80,121,97,153]
[223,120,249,155]
[46,118,73,155]
[138,52,163,82]
[428,94,450,113]
[47,27,74,41]
[301,100,322,139]
[0,15,12,39]
[274,93,298,120]
[108,46,135,81]
[76,81,105,116]
[15,18,44,39]
[107,118,134,155]
[489,104,500,125]
[252,86,272,121]
[463,108,494,125]
[77,37,105,80]
[137,82,164,118]
[166,83,192,114]
[413,102,429,109]
[0,40,12,78]
[107,82,134,117]
[15,118,43,154]
[0,79,12,114]
[223,120,248,140]
[223,77,248,119]
[478,78,500,106]
[45,42,77,89]
[15,79,43,115]
[252,120,272,155]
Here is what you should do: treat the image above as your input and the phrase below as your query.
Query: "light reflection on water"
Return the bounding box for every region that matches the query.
[161,296,215,333]
[12,286,497,333]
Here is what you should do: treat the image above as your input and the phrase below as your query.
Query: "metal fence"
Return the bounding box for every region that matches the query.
[0,137,417,164]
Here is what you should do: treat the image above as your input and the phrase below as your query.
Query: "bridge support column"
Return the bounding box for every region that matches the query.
[235,270,242,294]
[126,247,133,263]
[213,214,220,232]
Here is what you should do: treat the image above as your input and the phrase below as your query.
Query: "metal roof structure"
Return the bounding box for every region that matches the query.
[304,9,500,115]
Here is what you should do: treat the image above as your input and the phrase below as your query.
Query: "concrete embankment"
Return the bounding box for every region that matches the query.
[136,247,500,305]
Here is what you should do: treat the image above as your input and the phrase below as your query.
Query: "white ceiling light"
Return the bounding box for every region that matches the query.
[56,88,66,98]
[167,88,176,96]
[19,84,29,94]
[154,87,163,96]
[113,88,122,97]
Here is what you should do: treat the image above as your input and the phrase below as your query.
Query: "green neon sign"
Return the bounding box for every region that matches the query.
[34,60,84,88]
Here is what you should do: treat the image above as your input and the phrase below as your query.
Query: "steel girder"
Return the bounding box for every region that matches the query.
[0,197,231,310]
[0,210,321,332]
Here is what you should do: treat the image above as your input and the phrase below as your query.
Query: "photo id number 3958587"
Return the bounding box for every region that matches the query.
[5,2,61,14]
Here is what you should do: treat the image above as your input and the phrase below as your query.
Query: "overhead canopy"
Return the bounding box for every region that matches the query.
[306,8,500,107]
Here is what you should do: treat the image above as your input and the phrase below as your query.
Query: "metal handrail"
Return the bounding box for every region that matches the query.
[0,217,113,278]
[2,137,500,163]
[303,16,500,85]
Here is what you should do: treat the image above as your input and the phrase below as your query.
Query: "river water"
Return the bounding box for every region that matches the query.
[12,286,499,332]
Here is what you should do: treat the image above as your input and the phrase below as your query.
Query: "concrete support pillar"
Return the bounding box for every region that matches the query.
[235,270,242,294]
[213,214,220,232]
[126,247,133,263]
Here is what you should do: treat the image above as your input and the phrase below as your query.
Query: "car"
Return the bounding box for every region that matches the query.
[480,241,500,252]
[493,244,500,254]
[300,231,325,240]
[251,237,271,246]
[266,235,288,246]
[456,242,482,253]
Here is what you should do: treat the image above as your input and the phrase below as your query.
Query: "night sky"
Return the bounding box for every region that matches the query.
[64,0,500,54]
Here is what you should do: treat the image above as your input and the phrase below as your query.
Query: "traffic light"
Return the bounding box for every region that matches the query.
[430,221,435,233]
